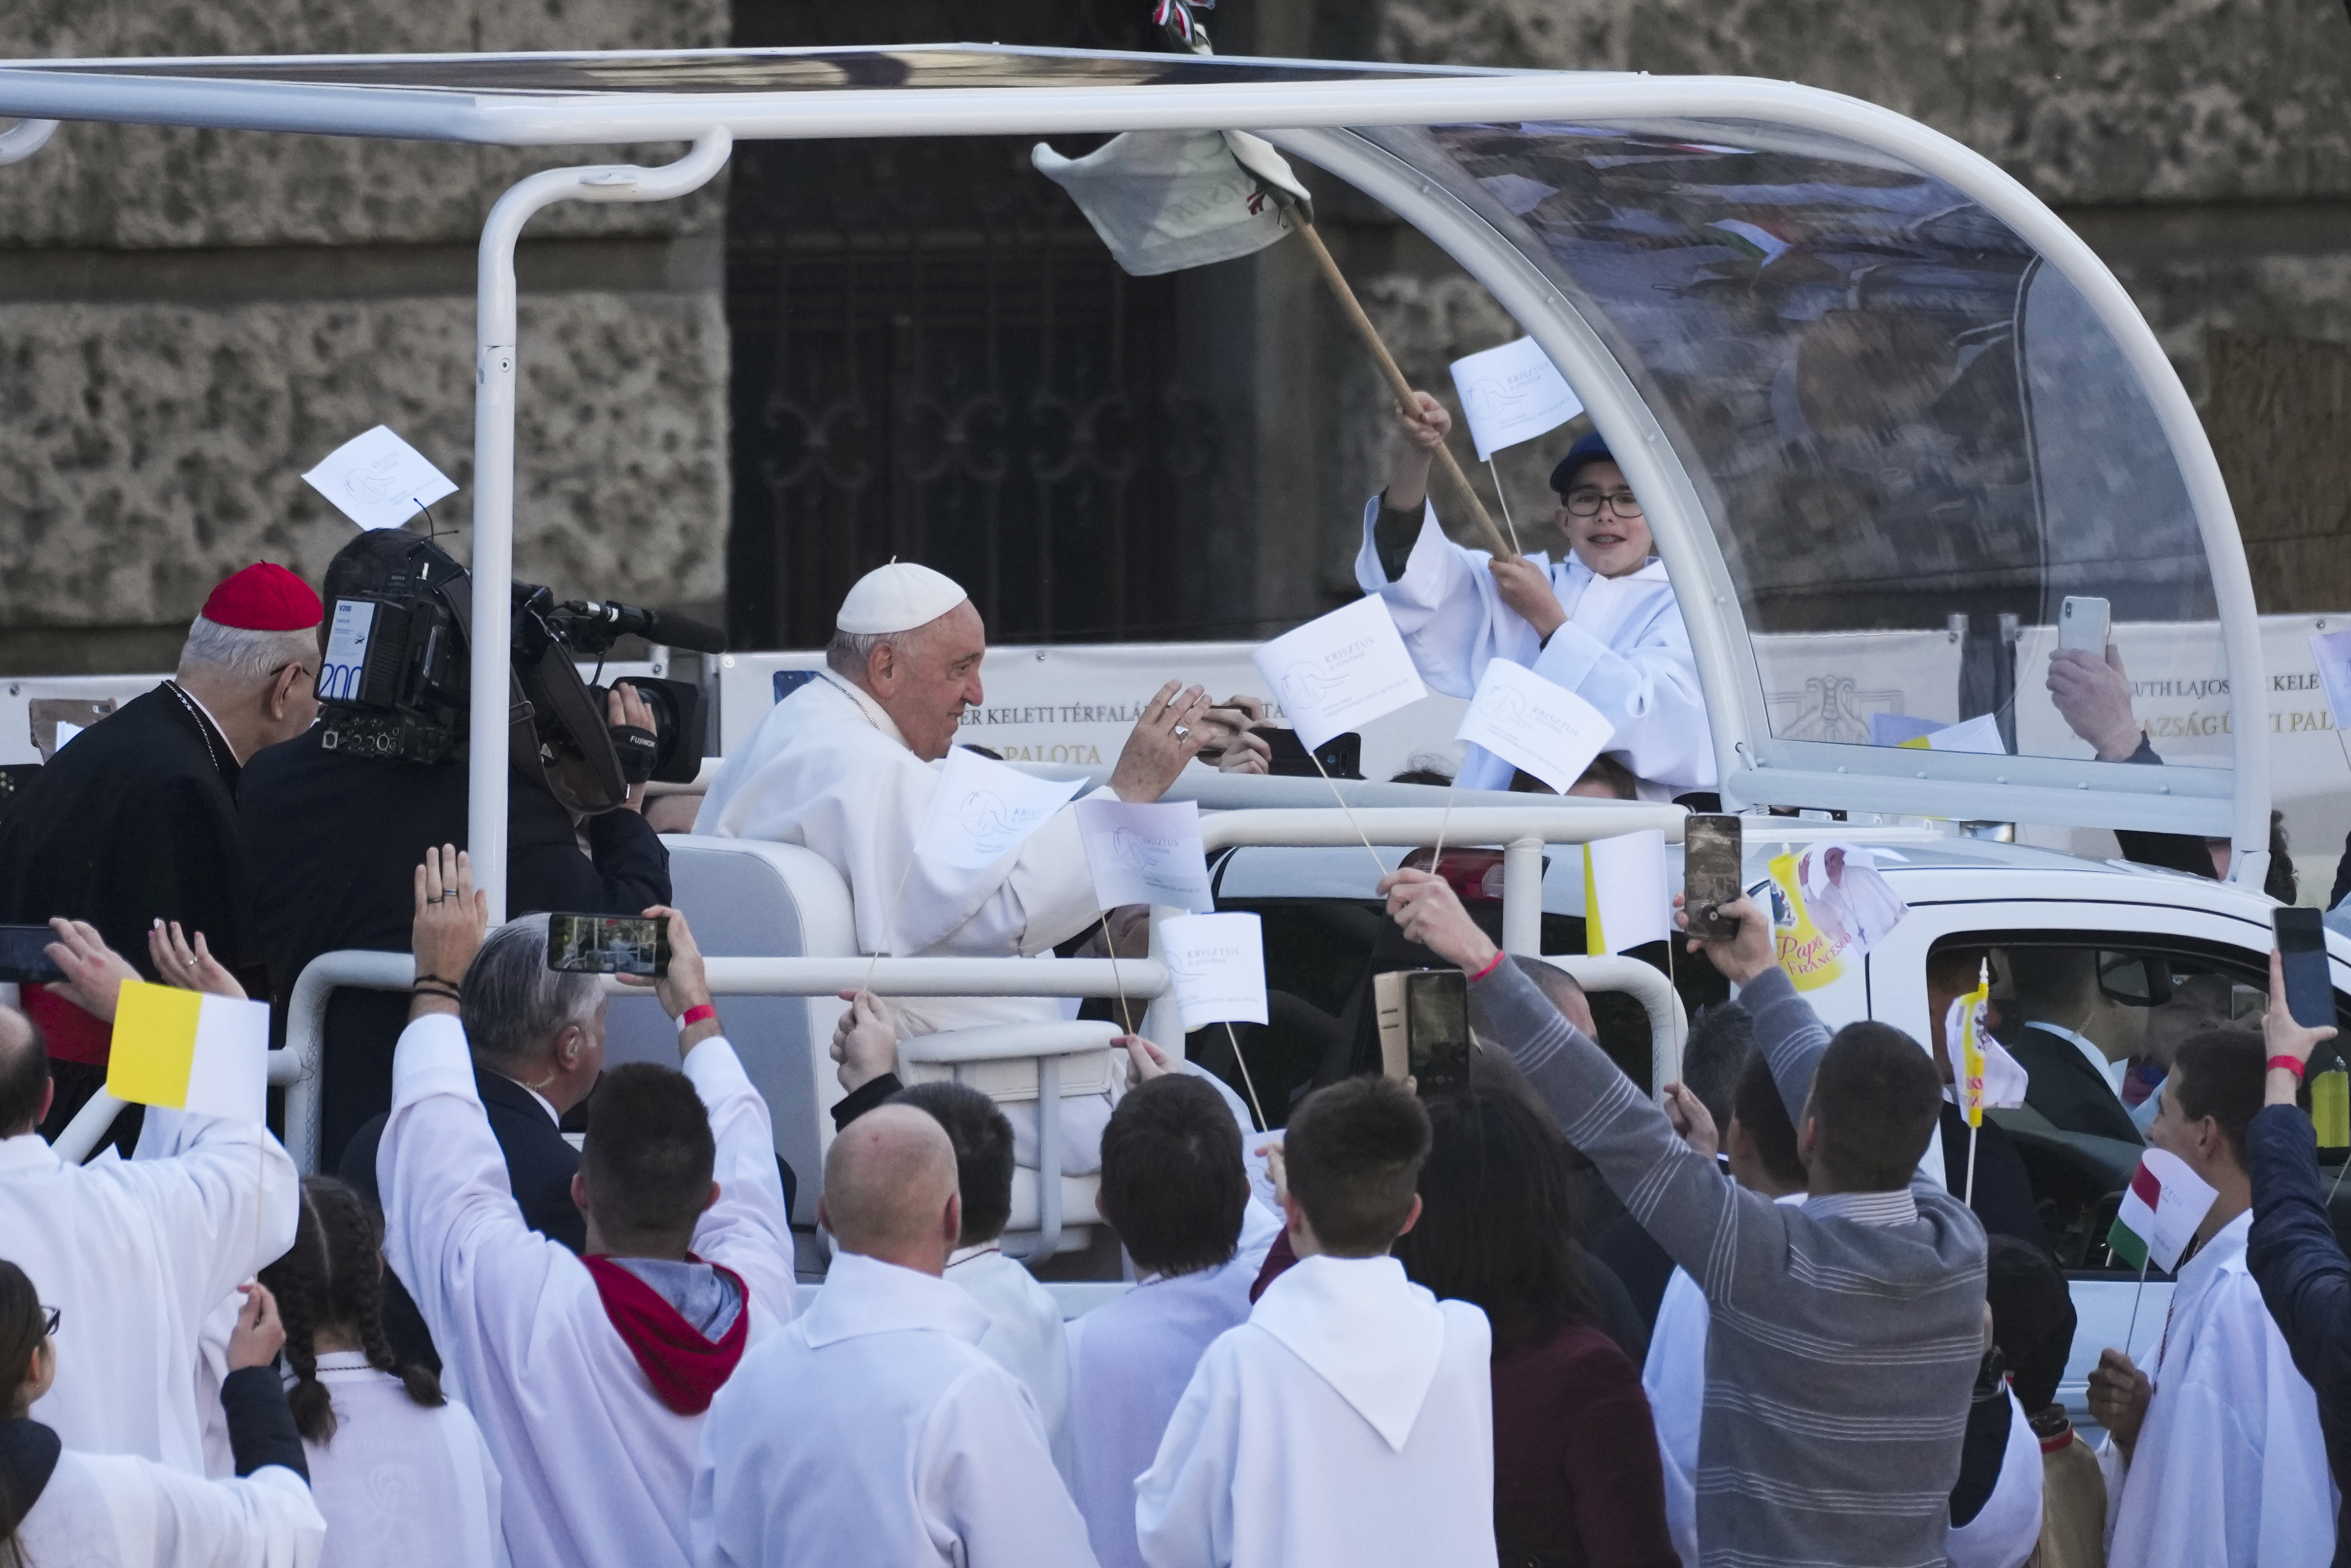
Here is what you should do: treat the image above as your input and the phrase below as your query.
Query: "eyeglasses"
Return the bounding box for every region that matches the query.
[1562,488,1644,519]
[40,1305,58,1336]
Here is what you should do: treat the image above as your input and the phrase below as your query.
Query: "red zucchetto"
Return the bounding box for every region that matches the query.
[199,562,323,632]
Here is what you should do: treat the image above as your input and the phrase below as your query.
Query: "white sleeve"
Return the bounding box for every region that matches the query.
[378,1013,567,1357]
[1135,1341,1240,1568]
[1527,597,1715,793]
[1641,1270,1704,1568]
[125,1458,327,1568]
[122,1108,301,1328]
[923,1365,1100,1568]
[1944,1394,2043,1568]
[683,1035,801,1326]
[1352,497,1540,701]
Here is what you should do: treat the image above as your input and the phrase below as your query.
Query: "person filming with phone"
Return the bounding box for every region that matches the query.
[1374,863,1985,1568]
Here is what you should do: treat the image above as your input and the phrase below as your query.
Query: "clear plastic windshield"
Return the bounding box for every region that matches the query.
[1378,120,2220,773]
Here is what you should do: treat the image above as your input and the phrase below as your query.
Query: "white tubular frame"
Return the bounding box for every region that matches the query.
[0,117,55,163]
[469,129,732,921]
[1545,955,1688,1095]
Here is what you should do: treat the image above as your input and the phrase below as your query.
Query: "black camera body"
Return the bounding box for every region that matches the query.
[318,541,713,814]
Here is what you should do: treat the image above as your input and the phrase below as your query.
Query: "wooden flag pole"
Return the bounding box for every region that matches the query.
[1291,218,1518,561]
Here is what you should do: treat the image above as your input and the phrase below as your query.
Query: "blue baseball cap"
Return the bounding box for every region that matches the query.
[1547,431,1615,496]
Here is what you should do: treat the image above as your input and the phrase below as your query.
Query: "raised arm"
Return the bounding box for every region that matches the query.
[2247,959,2351,1409]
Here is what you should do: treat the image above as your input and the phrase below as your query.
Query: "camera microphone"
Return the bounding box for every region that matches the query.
[558,600,729,655]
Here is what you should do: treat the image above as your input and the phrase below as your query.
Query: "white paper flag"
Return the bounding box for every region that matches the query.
[1157,912,1269,1029]
[2311,628,2351,731]
[1447,337,1584,462]
[1944,998,2030,1111]
[1795,843,1909,959]
[1584,829,1670,955]
[1454,658,1615,793]
[912,747,1089,871]
[1252,596,1429,753]
[302,425,458,532]
[1075,798,1215,913]
[1900,712,2008,756]
[1031,129,1312,278]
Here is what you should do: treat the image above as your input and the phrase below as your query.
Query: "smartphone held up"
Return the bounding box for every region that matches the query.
[1682,814,1744,941]
[546,912,670,978]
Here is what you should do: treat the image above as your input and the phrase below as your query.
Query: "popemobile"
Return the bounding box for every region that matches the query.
[3,35,2340,1430]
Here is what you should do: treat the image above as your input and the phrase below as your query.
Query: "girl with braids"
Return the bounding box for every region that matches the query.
[0,1257,324,1565]
[257,1177,505,1568]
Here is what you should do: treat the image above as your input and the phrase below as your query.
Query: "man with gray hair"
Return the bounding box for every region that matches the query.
[0,561,321,1142]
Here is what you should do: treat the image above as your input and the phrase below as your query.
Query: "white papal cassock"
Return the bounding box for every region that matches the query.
[1353,499,1714,799]
[1134,1252,1498,1568]
[0,1109,296,1472]
[2098,1210,2337,1566]
[15,1449,325,1568]
[379,1015,798,1568]
[1066,1199,1283,1568]
[689,1248,1098,1568]
[296,1351,508,1568]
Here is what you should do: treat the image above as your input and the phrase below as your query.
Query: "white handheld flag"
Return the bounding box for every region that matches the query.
[1031,129,1312,277]
[1454,658,1615,793]
[1252,596,1428,752]
[1157,912,1269,1029]
[1447,337,1584,462]
[1945,996,2030,1116]
[912,747,1089,871]
[2311,627,2351,731]
[302,425,458,531]
[1075,798,1215,913]
[1583,830,1670,955]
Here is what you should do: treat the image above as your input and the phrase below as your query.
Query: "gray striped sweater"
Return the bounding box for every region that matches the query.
[1470,960,1988,1568]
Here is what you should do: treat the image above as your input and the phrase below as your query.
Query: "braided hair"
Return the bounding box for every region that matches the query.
[258,1177,444,1444]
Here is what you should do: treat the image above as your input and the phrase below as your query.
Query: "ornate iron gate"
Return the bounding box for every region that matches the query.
[726,3,1225,648]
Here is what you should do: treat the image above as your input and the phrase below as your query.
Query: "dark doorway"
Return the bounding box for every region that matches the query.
[727,1,1229,649]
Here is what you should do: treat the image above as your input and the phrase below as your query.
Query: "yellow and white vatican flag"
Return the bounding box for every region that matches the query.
[106,981,269,1123]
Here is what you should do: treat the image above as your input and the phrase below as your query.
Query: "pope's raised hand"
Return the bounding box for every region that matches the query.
[1109,681,1212,803]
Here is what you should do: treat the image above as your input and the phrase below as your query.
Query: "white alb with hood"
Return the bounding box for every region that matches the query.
[1133,1251,1497,1568]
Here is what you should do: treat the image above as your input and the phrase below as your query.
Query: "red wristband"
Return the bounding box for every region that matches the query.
[1467,950,1507,984]
[2270,1055,2308,1080]
[677,1002,719,1034]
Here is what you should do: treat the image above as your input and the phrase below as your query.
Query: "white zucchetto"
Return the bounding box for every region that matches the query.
[835,561,971,635]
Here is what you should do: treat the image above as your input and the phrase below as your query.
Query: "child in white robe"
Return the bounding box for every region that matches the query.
[2,1262,327,1568]
[1135,1074,1498,1568]
[258,1175,506,1568]
[1066,1073,1283,1568]
[1354,393,1713,800]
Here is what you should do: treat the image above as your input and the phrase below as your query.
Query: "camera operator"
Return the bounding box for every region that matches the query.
[239,531,671,1170]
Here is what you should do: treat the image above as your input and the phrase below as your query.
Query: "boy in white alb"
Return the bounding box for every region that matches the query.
[1356,394,1712,800]
[1135,1074,1497,1568]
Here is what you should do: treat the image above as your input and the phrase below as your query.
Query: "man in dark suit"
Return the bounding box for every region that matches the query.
[239,530,669,1169]
[0,563,321,1145]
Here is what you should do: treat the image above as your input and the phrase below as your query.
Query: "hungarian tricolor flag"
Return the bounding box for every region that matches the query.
[2107,1147,2220,1274]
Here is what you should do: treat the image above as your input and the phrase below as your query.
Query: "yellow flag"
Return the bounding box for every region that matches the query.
[1957,963,1992,1129]
[1765,852,1845,991]
[106,981,269,1123]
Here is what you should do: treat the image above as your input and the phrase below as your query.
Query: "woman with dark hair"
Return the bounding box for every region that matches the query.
[1393,1089,1677,1567]
[0,1257,323,1566]
[257,1177,504,1568]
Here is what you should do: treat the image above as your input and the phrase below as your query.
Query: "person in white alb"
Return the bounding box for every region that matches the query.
[1355,394,1713,800]
[1066,1069,1283,1568]
[379,848,797,1568]
[2087,1027,2336,1566]
[2,1263,327,1568]
[0,920,298,1474]
[690,1102,1098,1568]
[1135,1074,1498,1568]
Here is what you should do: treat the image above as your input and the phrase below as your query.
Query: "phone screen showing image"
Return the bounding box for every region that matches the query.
[545,913,670,978]
[1406,969,1471,1098]
[1683,815,1744,941]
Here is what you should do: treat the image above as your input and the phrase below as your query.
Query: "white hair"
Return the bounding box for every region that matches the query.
[825,627,889,680]
[178,615,316,682]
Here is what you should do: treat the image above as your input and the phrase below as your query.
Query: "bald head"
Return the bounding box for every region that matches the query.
[0,1009,49,1138]
[820,1104,962,1274]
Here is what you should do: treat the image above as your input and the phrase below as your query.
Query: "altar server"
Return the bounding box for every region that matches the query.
[0,978,296,1472]
[2088,1028,2335,1566]
[1356,395,1713,800]
[1067,1072,1283,1568]
[380,851,796,1568]
[690,1103,1096,1568]
[1135,1075,1498,1568]
[1,1263,327,1568]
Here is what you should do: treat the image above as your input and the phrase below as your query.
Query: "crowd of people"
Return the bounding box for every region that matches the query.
[0,409,2347,1568]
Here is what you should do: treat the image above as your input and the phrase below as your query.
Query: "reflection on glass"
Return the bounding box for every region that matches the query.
[1386,119,2224,769]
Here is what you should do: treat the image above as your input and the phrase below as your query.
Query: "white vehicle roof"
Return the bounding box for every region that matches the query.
[0,45,2264,893]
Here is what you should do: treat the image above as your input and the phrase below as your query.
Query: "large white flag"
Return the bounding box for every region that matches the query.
[1584,830,1670,955]
[1448,337,1583,462]
[1075,797,1215,913]
[912,747,1089,870]
[1252,596,1429,752]
[1455,657,1615,793]
[1032,129,1312,277]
